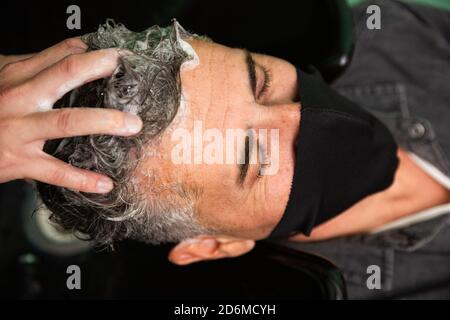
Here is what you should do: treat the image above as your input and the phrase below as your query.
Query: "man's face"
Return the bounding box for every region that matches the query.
[142,39,300,240]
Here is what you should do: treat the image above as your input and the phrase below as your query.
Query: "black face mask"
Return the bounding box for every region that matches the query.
[268,66,399,239]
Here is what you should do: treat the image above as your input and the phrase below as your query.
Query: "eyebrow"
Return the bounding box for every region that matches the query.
[238,128,257,187]
[245,50,257,98]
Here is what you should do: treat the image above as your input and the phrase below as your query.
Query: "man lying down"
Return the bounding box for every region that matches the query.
[38,20,445,266]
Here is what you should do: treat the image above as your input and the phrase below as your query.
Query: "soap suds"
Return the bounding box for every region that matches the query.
[36,99,53,112]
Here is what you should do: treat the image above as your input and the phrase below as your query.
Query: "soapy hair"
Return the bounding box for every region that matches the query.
[37,20,210,246]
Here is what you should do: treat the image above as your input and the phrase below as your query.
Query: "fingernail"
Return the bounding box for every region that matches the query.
[124,113,143,134]
[96,177,114,193]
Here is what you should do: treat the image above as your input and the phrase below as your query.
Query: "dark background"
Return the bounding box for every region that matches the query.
[0,0,349,74]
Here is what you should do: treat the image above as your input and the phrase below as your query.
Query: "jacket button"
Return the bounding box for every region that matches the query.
[408,122,426,139]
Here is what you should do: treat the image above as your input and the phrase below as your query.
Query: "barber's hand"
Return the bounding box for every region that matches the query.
[0,38,143,193]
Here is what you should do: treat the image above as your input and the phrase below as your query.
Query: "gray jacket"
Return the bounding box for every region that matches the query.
[284,0,450,299]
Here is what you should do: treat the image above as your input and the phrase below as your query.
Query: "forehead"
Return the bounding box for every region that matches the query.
[179,39,252,125]
[156,39,253,193]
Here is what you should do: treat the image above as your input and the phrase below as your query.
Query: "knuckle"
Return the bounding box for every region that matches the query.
[0,61,23,89]
[92,109,122,130]
[105,109,123,128]
[49,167,68,185]
[77,174,89,191]
[0,61,19,75]
[51,166,88,191]
[0,118,14,134]
[55,109,75,134]
[61,38,84,53]
[59,55,80,77]
[0,85,22,104]
[0,148,18,171]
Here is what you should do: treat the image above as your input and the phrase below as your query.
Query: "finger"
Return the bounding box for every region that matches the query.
[0,38,87,85]
[23,152,114,193]
[19,108,142,142]
[19,48,120,113]
[0,53,35,70]
[24,38,87,74]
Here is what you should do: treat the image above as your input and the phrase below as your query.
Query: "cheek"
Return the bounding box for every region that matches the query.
[262,135,295,222]
[265,164,293,214]
[194,165,242,229]
[195,173,273,238]
[189,131,296,238]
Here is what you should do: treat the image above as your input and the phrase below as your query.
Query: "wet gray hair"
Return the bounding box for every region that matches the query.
[37,20,210,246]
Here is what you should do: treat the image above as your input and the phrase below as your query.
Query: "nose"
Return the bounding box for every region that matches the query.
[262,101,300,128]
[256,102,301,147]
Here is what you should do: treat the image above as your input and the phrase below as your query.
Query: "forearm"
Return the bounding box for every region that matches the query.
[290,148,449,242]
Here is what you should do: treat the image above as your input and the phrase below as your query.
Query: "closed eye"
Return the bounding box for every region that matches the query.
[257,64,272,100]
[245,50,272,101]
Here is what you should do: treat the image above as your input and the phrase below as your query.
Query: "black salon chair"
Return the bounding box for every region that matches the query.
[0,0,353,299]
[0,180,346,299]
[1,181,346,299]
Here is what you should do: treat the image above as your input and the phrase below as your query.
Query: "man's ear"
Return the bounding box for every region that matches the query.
[168,235,255,265]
